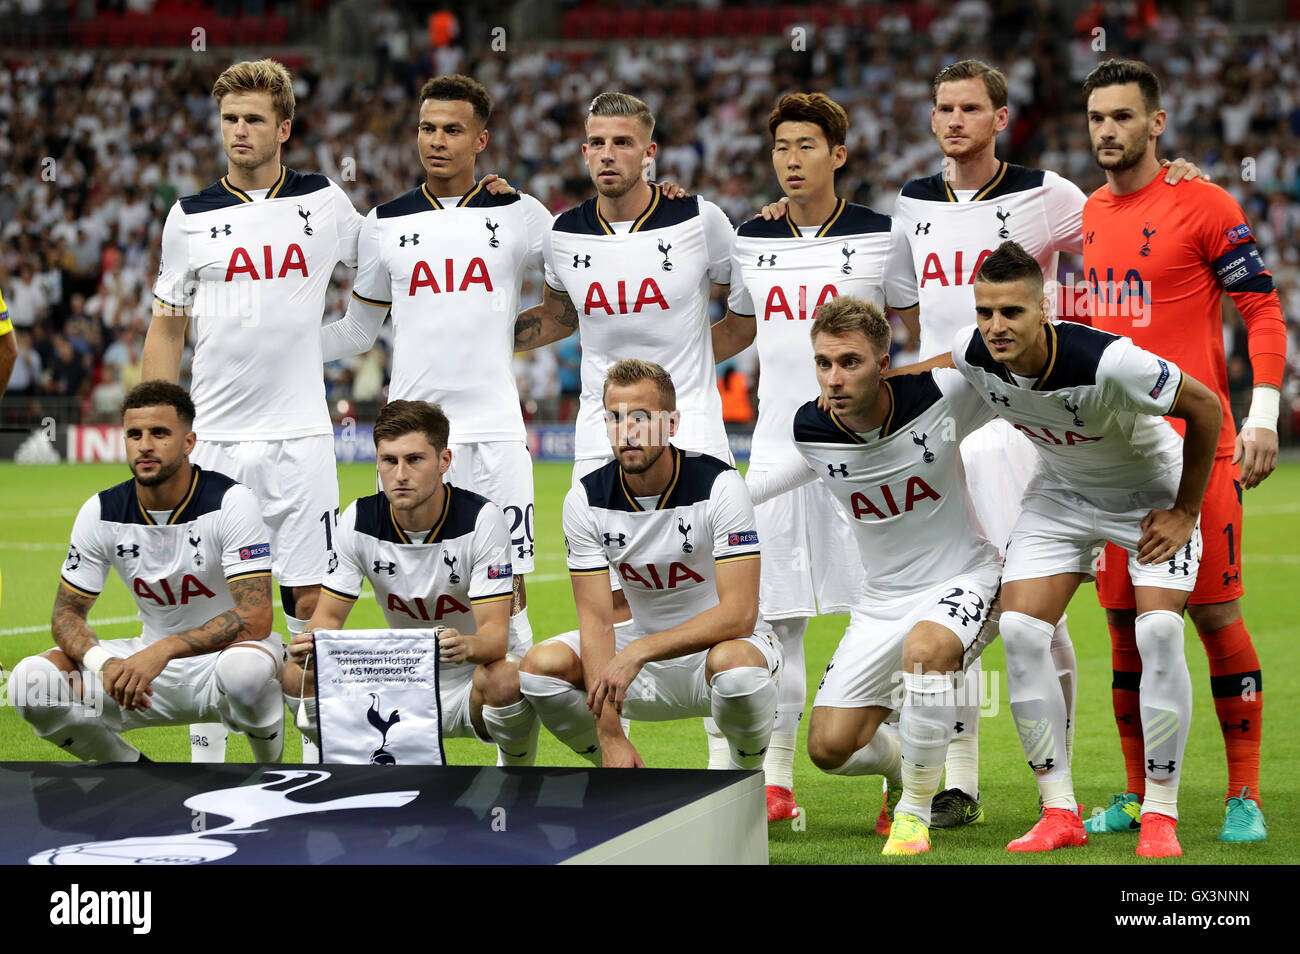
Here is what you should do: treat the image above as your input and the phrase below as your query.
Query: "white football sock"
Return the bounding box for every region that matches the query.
[943,656,980,798]
[483,698,540,767]
[898,671,956,826]
[703,718,731,769]
[518,670,600,765]
[508,608,535,659]
[10,655,141,761]
[190,722,227,762]
[1136,610,1192,821]
[826,721,902,790]
[1001,611,1074,810]
[1051,614,1077,768]
[763,616,808,789]
[709,667,778,770]
[215,646,283,762]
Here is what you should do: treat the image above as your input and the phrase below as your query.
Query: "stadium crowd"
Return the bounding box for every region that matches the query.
[1,0,1297,435]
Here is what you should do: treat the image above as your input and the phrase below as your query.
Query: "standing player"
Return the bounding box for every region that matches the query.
[513,92,734,473]
[320,74,551,663]
[9,382,284,763]
[710,93,918,821]
[518,360,779,770]
[747,298,1002,854]
[281,401,538,766]
[1081,59,1286,842]
[949,242,1222,857]
[145,59,363,763]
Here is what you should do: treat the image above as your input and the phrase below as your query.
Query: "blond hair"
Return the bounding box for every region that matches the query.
[212,59,295,123]
[603,358,676,410]
[587,92,655,136]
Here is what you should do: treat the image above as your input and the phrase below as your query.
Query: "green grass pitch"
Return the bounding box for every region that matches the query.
[0,459,1294,865]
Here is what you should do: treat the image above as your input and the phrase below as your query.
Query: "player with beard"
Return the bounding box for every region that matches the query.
[1081,59,1285,843]
[9,382,284,763]
[145,59,364,763]
[518,360,779,770]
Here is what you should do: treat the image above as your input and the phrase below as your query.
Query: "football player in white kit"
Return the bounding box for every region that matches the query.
[281,401,539,766]
[945,242,1222,857]
[10,382,285,763]
[518,360,780,770]
[512,92,736,762]
[710,93,918,822]
[319,74,550,666]
[745,298,1002,854]
[144,59,363,763]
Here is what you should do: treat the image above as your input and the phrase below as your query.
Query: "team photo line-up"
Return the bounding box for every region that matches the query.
[3,50,1285,860]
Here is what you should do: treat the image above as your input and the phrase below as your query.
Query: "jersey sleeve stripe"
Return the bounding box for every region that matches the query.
[1168,370,1186,412]
[226,569,272,584]
[351,291,392,307]
[59,577,100,598]
[568,567,609,576]
[715,552,761,564]
[320,584,359,603]
[470,592,513,605]
[153,293,187,311]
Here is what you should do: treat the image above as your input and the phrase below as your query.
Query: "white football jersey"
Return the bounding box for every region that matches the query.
[321,485,514,693]
[61,467,273,644]
[951,322,1186,496]
[729,199,918,469]
[348,182,551,443]
[791,369,999,601]
[893,163,1085,358]
[543,193,733,460]
[564,447,773,641]
[154,167,363,441]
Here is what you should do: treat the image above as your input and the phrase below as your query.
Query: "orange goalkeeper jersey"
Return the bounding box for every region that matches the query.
[1083,175,1286,458]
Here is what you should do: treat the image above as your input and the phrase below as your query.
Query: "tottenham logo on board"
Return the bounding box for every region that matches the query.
[29,770,418,865]
[658,239,673,271]
[367,693,401,765]
[297,205,313,236]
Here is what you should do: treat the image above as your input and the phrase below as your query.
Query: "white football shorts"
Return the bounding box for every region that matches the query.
[445,439,536,575]
[813,561,1002,710]
[191,435,339,589]
[1002,478,1202,592]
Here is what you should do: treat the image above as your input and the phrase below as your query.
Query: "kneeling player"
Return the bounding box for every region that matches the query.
[746,298,1002,854]
[947,242,1222,857]
[520,360,780,769]
[282,401,538,765]
[11,382,285,762]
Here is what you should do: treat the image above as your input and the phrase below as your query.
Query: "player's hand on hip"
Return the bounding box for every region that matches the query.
[755,196,789,221]
[1160,156,1211,184]
[601,735,645,769]
[1137,508,1196,565]
[437,628,469,664]
[1234,425,1279,490]
[588,647,644,719]
[481,173,517,195]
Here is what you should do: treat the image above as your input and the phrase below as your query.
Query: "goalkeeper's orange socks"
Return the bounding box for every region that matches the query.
[1198,619,1263,807]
